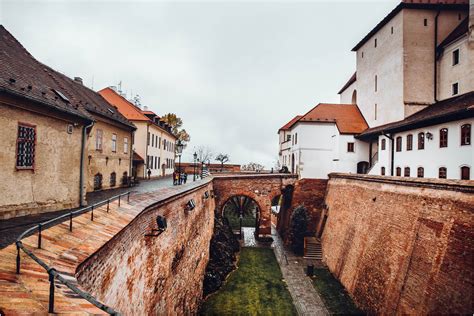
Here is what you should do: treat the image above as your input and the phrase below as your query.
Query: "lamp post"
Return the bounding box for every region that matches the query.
[176,140,184,185]
[193,152,197,181]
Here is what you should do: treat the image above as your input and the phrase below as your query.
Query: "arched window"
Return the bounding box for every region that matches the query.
[438,167,447,179]
[418,133,425,150]
[440,128,448,148]
[461,166,470,180]
[396,167,401,176]
[406,134,413,151]
[110,172,116,187]
[351,90,357,104]
[461,124,471,145]
[381,138,386,150]
[417,167,424,178]
[94,173,103,191]
[381,166,386,175]
[404,167,410,177]
[396,136,402,152]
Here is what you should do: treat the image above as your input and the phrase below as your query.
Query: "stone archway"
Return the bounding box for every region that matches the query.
[222,195,260,238]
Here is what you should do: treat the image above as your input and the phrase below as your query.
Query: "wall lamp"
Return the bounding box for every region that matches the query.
[203,191,210,199]
[185,199,196,211]
[145,215,167,237]
[426,132,433,140]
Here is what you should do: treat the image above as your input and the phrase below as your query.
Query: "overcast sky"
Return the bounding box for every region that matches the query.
[1,0,399,168]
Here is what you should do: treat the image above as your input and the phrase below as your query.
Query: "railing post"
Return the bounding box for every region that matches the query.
[38,224,42,249]
[127,192,130,203]
[16,243,20,274]
[118,195,121,207]
[107,199,110,212]
[48,268,56,313]
[91,205,94,221]
[69,212,73,232]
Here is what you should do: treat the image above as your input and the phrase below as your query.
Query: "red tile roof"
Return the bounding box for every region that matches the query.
[0,25,135,129]
[298,103,368,134]
[278,115,302,132]
[99,87,150,121]
[337,72,356,95]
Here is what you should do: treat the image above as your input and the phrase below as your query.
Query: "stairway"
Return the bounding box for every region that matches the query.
[304,237,322,261]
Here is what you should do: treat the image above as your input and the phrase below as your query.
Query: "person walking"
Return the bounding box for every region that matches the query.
[173,170,178,185]
[147,169,151,180]
[183,173,188,184]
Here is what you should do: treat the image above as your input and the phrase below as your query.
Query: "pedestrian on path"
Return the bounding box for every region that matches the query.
[147,169,151,180]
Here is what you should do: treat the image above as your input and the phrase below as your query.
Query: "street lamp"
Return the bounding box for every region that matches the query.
[193,152,197,181]
[176,140,184,185]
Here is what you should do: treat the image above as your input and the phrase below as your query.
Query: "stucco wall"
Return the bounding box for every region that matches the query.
[0,103,83,219]
[76,180,215,315]
[339,80,357,104]
[321,173,474,314]
[86,119,133,192]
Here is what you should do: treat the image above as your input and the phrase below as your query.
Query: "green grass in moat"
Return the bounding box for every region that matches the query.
[311,267,364,315]
[200,247,297,316]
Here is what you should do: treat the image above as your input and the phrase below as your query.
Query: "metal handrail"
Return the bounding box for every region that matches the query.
[15,191,131,315]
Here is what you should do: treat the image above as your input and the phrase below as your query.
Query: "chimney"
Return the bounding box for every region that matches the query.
[74,77,83,85]
[110,86,117,92]
[143,105,149,111]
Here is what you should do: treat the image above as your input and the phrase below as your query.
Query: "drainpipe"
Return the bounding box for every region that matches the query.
[145,123,149,179]
[129,130,134,180]
[434,8,441,102]
[80,121,94,206]
[383,133,394,176]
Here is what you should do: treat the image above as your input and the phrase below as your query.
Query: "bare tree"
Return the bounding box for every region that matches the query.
[215,153,230,171]
[241,162,265,172]
[195,146,214,164]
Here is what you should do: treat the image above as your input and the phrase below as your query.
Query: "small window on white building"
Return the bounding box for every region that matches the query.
[440,128,448,148]
[347,142,355,152]
[381,138,386,150]
[375,75,377,92]
[112,133,117,152]
[381,167,385,175]
[418,133,425,150]
[461,166,470,180]
[452,83,459,95]
[96,129,103,151]
[295,133,298,145]
[374,104,377,120]
[374,38,377,48]
[439,167,447,179]
[453,49,460,66]
[396,167,401,176]
[391,26,393,34]
[404,167,410,177]
[461,124,471,145]
[286,135,291,142]
[423,18,428,26]
[396,136,402,152]
[406,134,413,151]
[361,51,364,58]
[417,167,424,178]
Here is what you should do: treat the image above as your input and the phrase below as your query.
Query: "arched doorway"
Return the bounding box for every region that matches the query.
[223,195,260,242]
[351,89,357,104]
[357,161,369,174]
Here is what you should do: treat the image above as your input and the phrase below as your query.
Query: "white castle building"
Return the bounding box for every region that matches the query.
[278,0,473,180]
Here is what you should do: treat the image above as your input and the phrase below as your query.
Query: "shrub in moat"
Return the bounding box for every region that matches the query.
[289,205,308,255]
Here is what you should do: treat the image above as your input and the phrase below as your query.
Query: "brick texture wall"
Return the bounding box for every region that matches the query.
[76,182,215,315]
[277,178,328,244]
[321,173,474,314]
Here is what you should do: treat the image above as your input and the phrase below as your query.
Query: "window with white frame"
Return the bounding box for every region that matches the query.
[96,129,103,151]
[112,133,117,152]
[124,137,129,154]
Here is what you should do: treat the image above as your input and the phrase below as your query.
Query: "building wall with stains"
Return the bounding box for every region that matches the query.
[76,180,215,315]
[321,173,473,314]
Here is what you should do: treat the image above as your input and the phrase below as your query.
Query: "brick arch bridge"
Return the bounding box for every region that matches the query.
[212,173,297,236]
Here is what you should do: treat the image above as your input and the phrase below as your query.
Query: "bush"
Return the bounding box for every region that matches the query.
[289,206,308,255]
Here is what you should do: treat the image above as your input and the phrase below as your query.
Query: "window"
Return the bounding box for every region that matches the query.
[158,157,161,170]
[381,138,386,150]
[150,155,154,169]
[452,82,459,95]
[396,136,402,152]
[110,172,116,187]
[453,49,460,65]
[147,132,150,146]
[96,129,103,151]
[407,134,413,151]
[122,172,128,185]
[159,137,162,148]
[461,166,470,180]
[417,167,424,178]
[295,133,298,145]
[440,128,448,148]
[112,133,117,152]
[375,75,377,92]
[404,167,410,177]
[94,173,103,190]
[424,18,428,26]
[461,124,471,145]
[458,13,462,20]
[396,167,401,176]
[286,134,291,142]
[418,133,425,150]
[439,167,447,179]
[381,167,386,175]
[16,123,36,169]
[124,137,129,154]
[152,134,154,147]
[374,104,377,120]
[391,26,393,34]
[361,52,364,58]
[375,38,377,47]
[347,142,355,152]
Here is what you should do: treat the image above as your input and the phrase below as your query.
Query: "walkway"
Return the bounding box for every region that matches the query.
[0,176,176,249]
[240,226,329,316]
[0,179,209,314]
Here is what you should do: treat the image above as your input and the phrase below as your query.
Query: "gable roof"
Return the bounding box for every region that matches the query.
[438,17,468,49]
[99,87,150,121]
[357,91,474,139]
[297,103,368,134]
[0,25,135,130]
[337,72,356,94]
[352,1,469,52]
[278,115,302,132]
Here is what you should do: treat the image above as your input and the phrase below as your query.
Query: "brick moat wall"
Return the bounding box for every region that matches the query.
[76,181,215,315]
[321,173,474,314]
[277,178,327,244]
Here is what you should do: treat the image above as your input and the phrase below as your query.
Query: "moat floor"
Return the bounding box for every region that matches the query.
[200,247,297,316]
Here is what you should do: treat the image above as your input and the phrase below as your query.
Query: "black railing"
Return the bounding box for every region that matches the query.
[15,191,131,315]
